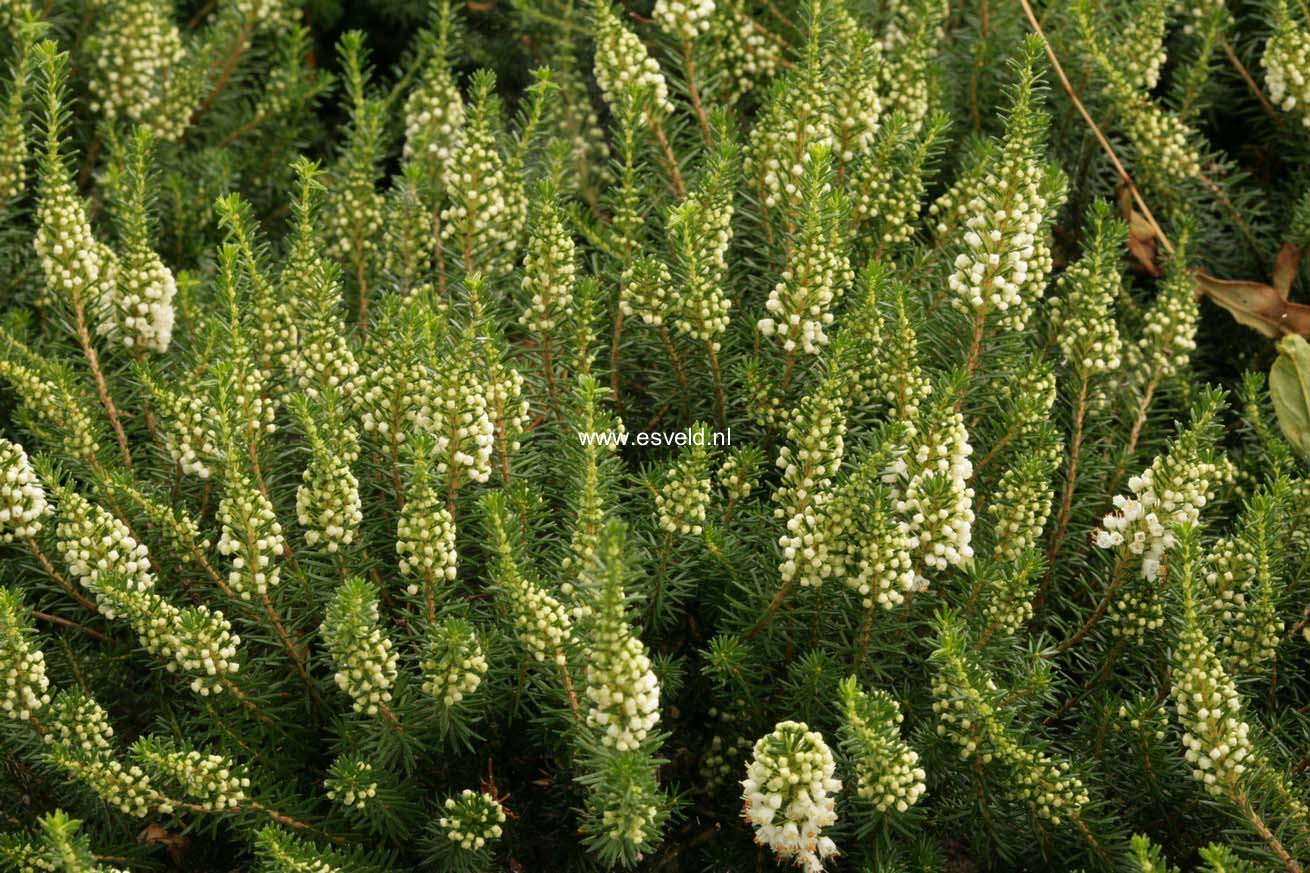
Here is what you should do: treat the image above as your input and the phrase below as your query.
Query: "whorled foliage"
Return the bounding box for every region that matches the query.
[0,2,1308,872]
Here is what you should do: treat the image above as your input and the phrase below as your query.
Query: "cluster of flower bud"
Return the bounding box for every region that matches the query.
[326,757,378,810]
[978,560,1040,637]
[483,356,530,458]
[740,721,841,872]
[1205,536,1284,674]
[618,257,673,327]
[85,0,188,139]
[654,0,715,41]
[1120,2,1167,91]
[357,354,421,443]
[101,246,177,354]
[45,690,114,754]
[594,1,674,121]
[47,745,160,817]
[499,554,573,666]
[420,618,487,708]
[989,451,1057,563]
[930,651,1088,824]
[297,426,362,553]
[55,490,156,615]
[757,152,852,356]
[839,679,926,815]
[668,190,733,349]
[850,116,939,251]
[216,475,285,600]
[585,620,660,753]
[396,482,458,587]
[1122,100,1202,183]
[945,159,1054,331]
[0,438,49,541]
[717,448,761,502]
[1263,16,1310,127]
[745,69,837,214]
[34,171,114,307]
[151,386,220,479]
[289,298,361,402]
[886,408,975,583]
[0,361,100,461]
[321,578,398,717]
[520,201,577,335]
[1094,441,1221,581]
[439,789,506,852]
[439,105,526,278]
[325,176,384,269]
[1004,743,1090,825]
[655,440,713,535]
[404,56,465,171]
[136,742,249,811]
[412,369,496,486]
[1107,584,1165,641]
[1171,625,1254,796]
[0,588,51,721]
[701,720,752,791]
[1049,244,1124,379]
[773,384,845,520]
[844,497,918,610]
[165,605,242,696]
[704,0,781,105]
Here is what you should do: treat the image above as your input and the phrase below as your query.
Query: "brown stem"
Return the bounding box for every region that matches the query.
[681,40,712,147]
[356,246,370,337]
[706,340,727,431]
[659,325,691,419]
[1017,0,1174,256]
[1232,785,1303,873]
[246,801,349,844]
[27,537,99,614]
[192,22,254,125]
[259,589,321,709]
[1054,558,1127,654]
[541,332,560,416]
[32,610,109,642]
[963,308,987,383]
[72,295,133,469]
[651,120,687,199]
[219,676,279,728]
[744,577,795,640]
[1220,36,1282,125]
[609,306,626,410]
[558,655,581,718]
[1113,374,1158,493]
[1036,378,1089,609]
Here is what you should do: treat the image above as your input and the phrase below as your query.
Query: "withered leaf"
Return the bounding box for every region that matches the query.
[1272,242,1303,300]
[1193,270,1310,339]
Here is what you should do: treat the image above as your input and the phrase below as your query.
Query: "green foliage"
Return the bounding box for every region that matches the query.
[1,1,1309,872]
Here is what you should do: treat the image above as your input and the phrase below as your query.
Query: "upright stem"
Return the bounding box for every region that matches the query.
[1016,0,1174,256]
[72,294,133,469]
[1054,558,1127,654]
[1037,378,1089,609]
[660,325,691,419]
[651,120,687,199]
[541,332,560,416]
[192,22,254,125]
[681,41,712,147]
[609,306,626,410]
[706,340,727,431]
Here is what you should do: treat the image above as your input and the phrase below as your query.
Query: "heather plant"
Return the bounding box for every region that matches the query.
[1,0,1310,871]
